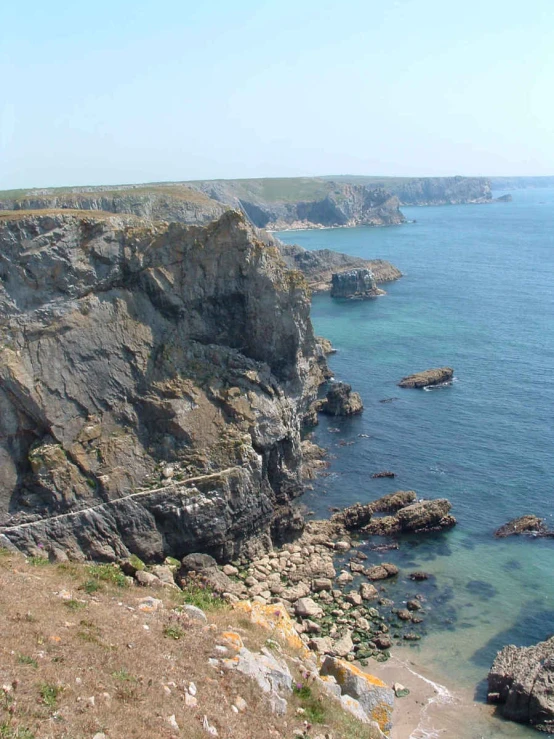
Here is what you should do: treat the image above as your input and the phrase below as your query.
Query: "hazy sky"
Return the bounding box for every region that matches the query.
[1,0,552,189]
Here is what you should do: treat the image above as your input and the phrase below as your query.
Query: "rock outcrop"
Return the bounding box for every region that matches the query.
[487,636,554,732]
[278,244,402,292]
[331,494,456,536]
[398,367,454,388]
[330,269,384,299]
[319,382,364,416]
[495,515,552,538]
[0,210,328,562]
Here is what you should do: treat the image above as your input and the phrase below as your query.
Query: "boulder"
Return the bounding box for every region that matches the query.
[320,656,394,733]
[495,515,550,538]
[331,503,373,530]
[294,597,324,619]
[319,382,364,417]
[360,583,378,601]
[487,636,554,732]
[398,367,454,389]
[365,564,398,581]
[331,630,354,658]
[179,553,218,574]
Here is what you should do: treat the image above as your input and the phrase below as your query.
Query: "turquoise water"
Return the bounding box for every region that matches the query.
[277,189,554,736]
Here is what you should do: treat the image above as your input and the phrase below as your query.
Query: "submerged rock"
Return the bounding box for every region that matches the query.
[398,367,454,388]
[487,636,554,732]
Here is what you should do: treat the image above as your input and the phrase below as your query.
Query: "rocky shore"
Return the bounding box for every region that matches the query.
[398,367,454,389]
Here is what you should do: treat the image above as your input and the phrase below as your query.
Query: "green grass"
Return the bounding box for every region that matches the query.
[176,584,225,611]
[111,669,137,683]
[38,683,61,709]
[162,625,185,640]
[292,684,326,724]
[79,579,100,594]
[85,563,128,588]
[63,599,86,611]
[0,724,35,739]
[17,655,38,668]
[27,556,49,567]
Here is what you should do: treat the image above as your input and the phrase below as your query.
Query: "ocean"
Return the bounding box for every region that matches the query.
[277,188,554,737]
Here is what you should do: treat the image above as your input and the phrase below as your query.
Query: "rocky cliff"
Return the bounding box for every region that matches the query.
[188,179,405,229]
[0,209,328,563]
[321,175,495,205]
[0,180,405,230]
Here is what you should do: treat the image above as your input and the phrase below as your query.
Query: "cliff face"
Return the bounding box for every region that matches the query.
[0,210,326,563]
[391,176,492,205]
[188,180,405,229]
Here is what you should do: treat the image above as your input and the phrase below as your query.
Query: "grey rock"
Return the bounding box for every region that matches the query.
[182,604,208,624]
[488,636,554,732]
[294,597,324,619]
[330,269,382,300]
[319,382,363,417]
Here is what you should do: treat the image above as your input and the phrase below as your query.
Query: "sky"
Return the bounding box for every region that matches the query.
[1,0,553,189]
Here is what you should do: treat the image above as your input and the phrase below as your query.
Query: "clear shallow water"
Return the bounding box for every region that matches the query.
[277,189,554,737]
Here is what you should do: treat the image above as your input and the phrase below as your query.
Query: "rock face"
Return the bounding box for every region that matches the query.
[0,210,327,562]
[495,515,551,538]
[319,382,363,416]
[330,269,383,299]
[279,244,402,293]
[398,368,454,389]
[487,636,554,732]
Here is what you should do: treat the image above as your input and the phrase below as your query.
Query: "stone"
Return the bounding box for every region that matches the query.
[180,553,218,574]
[294,598,324,619]
[374,635,392,650]
[134,571,162,588]
[182,605,208,624]
[312,578,333,592]
[365,564,398,581]
[360,583,378,600]
[320,656,394,733]
[345,591,363,606]
[223,564,239,576]
[332,630,354,658]
[336,571,353,585]
[397,499,456,533]
[398,367,454,388]
[308,637,334,654]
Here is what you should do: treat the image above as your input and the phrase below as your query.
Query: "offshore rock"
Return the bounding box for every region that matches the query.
[487,636,554,732]
[319,382,364,417]
[495,515,551,538]
[0,210,327,561]
[398,367,454,388]
[330,269,383,299]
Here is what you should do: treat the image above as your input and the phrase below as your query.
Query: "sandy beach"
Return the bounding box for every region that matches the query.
[366,651,529,739]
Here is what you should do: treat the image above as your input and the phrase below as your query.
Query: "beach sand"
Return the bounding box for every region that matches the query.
[365,652,530,739]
